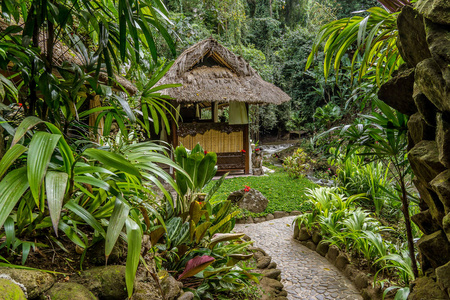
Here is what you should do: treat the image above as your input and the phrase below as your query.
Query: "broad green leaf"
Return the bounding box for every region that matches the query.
[194,221,211,244]
[64,200,105,236]
[12,116,44,146]
[45,123,75,174]
[125,218,142,298]
[105,199,130,260]
[58,221,86,249]
[46,171,69,235]
[0,167,29,229]
[0,144,26,179]
[84,148,141,178]
[28,132,61,205]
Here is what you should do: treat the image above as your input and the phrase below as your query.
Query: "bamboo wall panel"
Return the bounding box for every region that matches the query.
[178,130,243,153]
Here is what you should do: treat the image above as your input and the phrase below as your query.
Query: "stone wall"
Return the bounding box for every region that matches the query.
[377,1,450,298]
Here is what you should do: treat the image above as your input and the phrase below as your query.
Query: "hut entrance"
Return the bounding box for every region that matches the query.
[173,102,249,173]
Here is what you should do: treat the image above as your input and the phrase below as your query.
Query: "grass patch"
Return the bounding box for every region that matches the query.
[207,170,316,217]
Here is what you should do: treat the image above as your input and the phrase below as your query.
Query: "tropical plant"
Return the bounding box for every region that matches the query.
[174,144,218,214]
[283,148,316,178]
[324,99,418,281]
[0,0,177,140]
[0,116,185,297]
[313,102,342,129]
[306,1,411,86]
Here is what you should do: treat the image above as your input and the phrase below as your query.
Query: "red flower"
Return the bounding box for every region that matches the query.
[17,103,23,107]
[204,150,208,154]
[241,149,246,153]
[244,185,251,192]
[255,148,260,151]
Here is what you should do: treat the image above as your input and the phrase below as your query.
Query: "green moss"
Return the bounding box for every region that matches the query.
[0,279,26,300]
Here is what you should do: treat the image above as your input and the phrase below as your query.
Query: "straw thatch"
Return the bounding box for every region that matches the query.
[156,38,290,105]
[0,19,138,95]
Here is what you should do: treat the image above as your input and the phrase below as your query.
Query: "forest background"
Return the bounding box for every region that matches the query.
[150,0,380,141]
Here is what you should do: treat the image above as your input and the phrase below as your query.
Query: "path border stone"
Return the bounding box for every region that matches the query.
[293,220,383,299]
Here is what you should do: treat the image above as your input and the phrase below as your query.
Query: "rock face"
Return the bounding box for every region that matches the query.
[71,265,127,300]
[379,3,450,297]
[377,68,417,115]
[227,188,268,213]
[396,6,431,67]
[42,282,97,300]
[0,267,55,299]
[415,0,450,25]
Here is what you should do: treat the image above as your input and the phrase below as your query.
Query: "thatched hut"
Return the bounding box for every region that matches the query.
[157,38,290,174]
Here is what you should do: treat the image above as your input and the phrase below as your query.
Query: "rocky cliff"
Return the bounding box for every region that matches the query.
[378,1,450,298]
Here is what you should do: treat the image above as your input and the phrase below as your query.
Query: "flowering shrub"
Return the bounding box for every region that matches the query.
[283,148,315,178]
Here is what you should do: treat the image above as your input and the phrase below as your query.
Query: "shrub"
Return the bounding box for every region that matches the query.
[283,148,316,178]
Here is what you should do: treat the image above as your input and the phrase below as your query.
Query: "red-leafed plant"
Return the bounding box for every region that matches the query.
[178,256,215,280]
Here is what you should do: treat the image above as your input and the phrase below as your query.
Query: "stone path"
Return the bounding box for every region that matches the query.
[235,216,363,300]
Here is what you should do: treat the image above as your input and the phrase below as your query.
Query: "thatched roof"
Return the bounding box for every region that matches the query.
[156,38,290,105]
[0,19,138,96]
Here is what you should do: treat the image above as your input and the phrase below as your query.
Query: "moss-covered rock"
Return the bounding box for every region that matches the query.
[0,278,26,300]
[415,58,450,113]
[378,68,417,116]
[431,170,450,214]
[397,6,431,67]
[409,141,446,185]
[71,266,126,300]
[409,277,449,300]
[416,0,450,26]
[41,282,97,300]
[0,267,55,299]
[417,230,450,269]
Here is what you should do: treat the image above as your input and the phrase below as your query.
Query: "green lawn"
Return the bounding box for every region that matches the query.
[207,170,317,217]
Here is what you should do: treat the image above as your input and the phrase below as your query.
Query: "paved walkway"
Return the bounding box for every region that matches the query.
[235,216,363,300]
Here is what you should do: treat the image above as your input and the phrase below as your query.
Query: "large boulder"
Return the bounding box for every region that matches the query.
[444,213,450,242]
[0,267,55,299]
[408,141,446,185]
[0,278,26,300]
[436,261,450,292]
[415,0,450,25]
[160,275,182,300]
[414,86,438,126]
[431,170,450,214]
[415,58,450,113]
[417,230,450,269]
[411,209,442,235]
[71,265,127,300]
[409,276,449,300]
[397,6,431,67]
[41,283,97,300]
[407,112,435,145]
[436,113,450,168]
[227,188,268,213]
[413,179,446,225]
[425,19,450,85]
[378,68,417,115]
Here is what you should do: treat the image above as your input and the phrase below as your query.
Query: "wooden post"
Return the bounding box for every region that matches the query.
[244,123,250,174]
